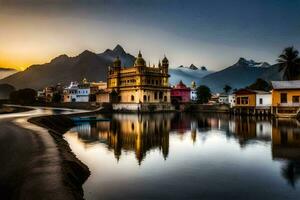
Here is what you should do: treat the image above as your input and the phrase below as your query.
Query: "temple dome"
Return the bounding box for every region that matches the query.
[134,51,146,66]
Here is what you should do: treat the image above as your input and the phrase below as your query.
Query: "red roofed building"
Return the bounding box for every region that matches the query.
[171,80,191,103]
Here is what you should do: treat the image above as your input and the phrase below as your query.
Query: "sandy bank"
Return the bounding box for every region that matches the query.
[28,115,90,200]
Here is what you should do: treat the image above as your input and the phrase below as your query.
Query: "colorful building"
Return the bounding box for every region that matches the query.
[107,51,172,111]
[271,80,300,117]
[171,80,191,103]
[232,89,271,115]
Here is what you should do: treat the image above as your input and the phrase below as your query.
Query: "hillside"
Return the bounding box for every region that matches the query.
[0,45,135,90]
[200,58,281,92]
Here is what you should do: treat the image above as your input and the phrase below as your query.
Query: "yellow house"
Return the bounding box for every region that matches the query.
[234,89,257,107]
[232,89,271,115]
[271,80,300,118]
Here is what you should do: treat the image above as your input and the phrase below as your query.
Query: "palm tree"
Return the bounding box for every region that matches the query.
[277,47,300,80]
[223,84,232,94]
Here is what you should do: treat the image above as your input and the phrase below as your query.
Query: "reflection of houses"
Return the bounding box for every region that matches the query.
[271,81,300,118]
[272,118,300,187]
[228,117,272,146]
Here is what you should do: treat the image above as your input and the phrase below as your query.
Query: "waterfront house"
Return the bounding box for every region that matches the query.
[218,93,229,104]
[233,89,271,115]
[271,80,300,118]
[255,90,272,113]
[43,83,63,102]
[63,81,90,102]
[107,51,173,112]
[228,94,236,108]
[171,80,191,103]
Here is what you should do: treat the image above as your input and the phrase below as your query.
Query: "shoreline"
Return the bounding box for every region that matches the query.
[28,114,91,200]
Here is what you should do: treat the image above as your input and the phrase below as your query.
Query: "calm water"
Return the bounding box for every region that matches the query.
[64,113,300,200]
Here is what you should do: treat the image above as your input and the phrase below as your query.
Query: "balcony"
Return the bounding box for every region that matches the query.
[278,103,300,107]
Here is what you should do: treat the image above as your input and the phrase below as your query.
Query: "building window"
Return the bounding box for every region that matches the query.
[292,96,299,103]
[280,93,287,103]
[152,80,154,84]
[148,96,150,101]
[159,91,163,99]
[237,97,240,104]
[143,95,147,102]
[241,97,248,105]
[164,96,167,102]
[259,98,263,105]
[156,80,158,85]
[154,92,158,100]
[131,95,134,101]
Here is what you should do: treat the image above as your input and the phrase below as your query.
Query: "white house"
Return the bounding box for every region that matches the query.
[218,93,229,104]
[228,94,235,108]
[255,91,272,108]
[63,81,90,102]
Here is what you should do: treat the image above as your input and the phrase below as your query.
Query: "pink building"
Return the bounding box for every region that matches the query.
[171,81,191,103]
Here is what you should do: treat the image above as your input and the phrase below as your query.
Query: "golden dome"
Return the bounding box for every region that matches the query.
[134,51,146,67]
[113,56,121,67]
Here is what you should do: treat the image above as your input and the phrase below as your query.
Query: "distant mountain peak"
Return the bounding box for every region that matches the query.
[50,54,69,64]
[189,64,198,70]
[79,50,95,56]
[113,44,126,55]
[236,57,270,68]
[201,66,207,71]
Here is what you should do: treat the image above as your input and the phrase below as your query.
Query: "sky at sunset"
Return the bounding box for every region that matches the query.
[0,0,299,71]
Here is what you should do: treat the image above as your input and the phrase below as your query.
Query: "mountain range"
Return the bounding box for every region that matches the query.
[0,45,283,92]
[200,58,282,92]
[0,45,135,89]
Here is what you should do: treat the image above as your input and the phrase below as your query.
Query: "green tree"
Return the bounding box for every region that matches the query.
[247,78,271,91]
[277,47,300,80]
[52,92,62,103]
[223,84,232,94]
[10,88,36,105]
[196,85,211,104]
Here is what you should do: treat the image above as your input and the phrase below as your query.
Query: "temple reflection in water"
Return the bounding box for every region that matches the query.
[71,113,300,178]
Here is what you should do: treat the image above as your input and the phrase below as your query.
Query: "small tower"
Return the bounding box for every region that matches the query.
[113,56,121,70]
[191,81,196,89]
[162,55,169,74]
[134,51,146,72]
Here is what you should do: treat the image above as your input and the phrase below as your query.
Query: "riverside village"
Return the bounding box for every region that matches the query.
[1,1,300,199]
[15,49,300,118]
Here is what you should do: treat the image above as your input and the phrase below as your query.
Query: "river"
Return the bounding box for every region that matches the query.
[64,113,300,200]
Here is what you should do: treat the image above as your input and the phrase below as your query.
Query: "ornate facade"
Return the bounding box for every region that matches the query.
[107,51,171,105]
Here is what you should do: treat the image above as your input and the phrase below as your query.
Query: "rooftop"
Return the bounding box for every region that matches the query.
[272,80,300,90]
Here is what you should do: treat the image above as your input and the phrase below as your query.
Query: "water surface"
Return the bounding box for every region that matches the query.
[64,113,300,200]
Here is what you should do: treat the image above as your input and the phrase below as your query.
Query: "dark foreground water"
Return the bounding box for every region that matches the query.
[64,113,300,200]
